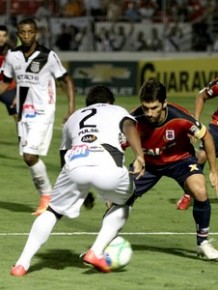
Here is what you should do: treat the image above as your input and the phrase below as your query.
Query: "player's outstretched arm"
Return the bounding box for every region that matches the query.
[195,79,218,120]
[59,74,76,123]
[0,80,10,95]
[202,130,218,196]
[122,118,145,179]
[194,89,208,120]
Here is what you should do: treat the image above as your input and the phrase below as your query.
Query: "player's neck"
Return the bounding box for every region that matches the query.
[23,42,37,57]
[158,108,167,124]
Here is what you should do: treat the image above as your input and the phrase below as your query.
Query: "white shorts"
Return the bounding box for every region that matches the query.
[18,121,53,156]
[50,165,133,219]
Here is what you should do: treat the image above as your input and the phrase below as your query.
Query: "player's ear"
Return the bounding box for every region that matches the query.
[36,31,39,40]
[163,100,167,108]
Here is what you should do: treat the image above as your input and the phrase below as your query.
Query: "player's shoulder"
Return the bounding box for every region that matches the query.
[167,103,196,123]
[130,105,144,118]
[168,103,191,115]
[10,44,51,54]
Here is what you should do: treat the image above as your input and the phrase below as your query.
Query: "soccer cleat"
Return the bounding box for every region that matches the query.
[83,249,111,273]
[197,239,218,260]
[10,265,27,277]
[32,194,51,216]
[176,194,191,210]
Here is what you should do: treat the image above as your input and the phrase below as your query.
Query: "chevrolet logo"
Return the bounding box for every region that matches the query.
[74,64,130,82]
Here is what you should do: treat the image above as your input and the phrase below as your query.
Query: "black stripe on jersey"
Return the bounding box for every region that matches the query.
[12,44,50,54]
[25,51,49,73]
[12,44,50,73]
[18,86,29,119]
[101,143,123,167]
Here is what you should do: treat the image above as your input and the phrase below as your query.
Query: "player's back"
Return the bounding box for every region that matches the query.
[63,103,133,169]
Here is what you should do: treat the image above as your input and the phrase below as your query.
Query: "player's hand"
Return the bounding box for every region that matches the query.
[10,97,17,108]
[63,111,74,124]
[129,156,145,179]
[187,133,197,145]
[209,171,218,198]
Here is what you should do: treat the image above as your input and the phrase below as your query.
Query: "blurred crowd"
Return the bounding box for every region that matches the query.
[0,0,218,52]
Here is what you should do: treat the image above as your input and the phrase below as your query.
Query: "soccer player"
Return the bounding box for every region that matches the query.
[0,25,18,124]
[0,18,75,216]
[10,85,145,276]
[127,78,218,260]
[177,78,218,210]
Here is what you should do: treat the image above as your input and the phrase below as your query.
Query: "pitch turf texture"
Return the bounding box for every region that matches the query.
[1,91,218,290]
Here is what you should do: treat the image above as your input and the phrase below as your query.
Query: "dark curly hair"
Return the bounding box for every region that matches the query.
[86,85,115,106]
[139,79,166,104]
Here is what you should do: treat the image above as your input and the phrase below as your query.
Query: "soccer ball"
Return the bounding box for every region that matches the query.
[104,236,133,270]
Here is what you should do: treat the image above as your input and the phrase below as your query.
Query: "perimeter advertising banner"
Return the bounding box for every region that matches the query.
[69,61,138,96]
[68,56,218,97]
[139,57,218,97]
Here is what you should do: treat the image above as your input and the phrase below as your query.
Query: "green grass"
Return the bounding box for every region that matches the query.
[1,90,218,290]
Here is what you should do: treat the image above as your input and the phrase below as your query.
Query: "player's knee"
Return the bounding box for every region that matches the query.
[47,206,63,220]
[23,153,38,166]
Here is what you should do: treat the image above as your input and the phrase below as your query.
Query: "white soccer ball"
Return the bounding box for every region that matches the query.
[104,236,133,270]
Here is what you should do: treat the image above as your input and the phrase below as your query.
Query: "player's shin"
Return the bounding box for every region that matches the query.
[90,204,131,257]
[192,199,211,245]
[14,211,57,271]
[29,159,52,195]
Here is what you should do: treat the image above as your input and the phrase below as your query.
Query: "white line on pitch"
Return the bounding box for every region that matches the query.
[1,232,218,236]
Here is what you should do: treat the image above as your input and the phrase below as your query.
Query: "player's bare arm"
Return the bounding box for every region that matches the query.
[122,118,145,179]
[195,79,218,120]
[0,80,10,94]
[202,129,218,196]
[59,74,76,123]
[194,89,209,120]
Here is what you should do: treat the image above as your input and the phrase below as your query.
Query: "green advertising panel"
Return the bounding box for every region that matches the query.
[69,61,138,96]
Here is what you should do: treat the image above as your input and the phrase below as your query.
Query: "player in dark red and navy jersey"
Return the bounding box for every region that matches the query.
[177,78,218,210]
[0,25,17,123]
[127,78,218,260]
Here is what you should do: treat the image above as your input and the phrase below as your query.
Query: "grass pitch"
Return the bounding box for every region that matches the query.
[1,90,218,290]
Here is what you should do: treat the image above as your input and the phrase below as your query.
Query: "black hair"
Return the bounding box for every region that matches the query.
[139,79,166,104]
[17,18,37,30]
[0,25,8,32]
[85,85,115,106]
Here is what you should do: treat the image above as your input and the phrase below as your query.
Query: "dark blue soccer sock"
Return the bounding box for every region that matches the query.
[192,199,211,245]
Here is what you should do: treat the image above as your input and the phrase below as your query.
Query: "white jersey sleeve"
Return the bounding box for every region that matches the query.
[49,51,67,79]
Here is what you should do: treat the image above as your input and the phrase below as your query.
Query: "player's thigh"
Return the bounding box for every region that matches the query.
[185,173,207,200]
[91,166,132,205]
[67,165,132,205]
[50,168,90,218]
[20,122,53,155]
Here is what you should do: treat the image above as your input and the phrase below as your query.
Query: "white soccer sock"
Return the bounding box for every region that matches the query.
[15,211,57,270]
[29,159,52,195]
[91,204,131,257]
